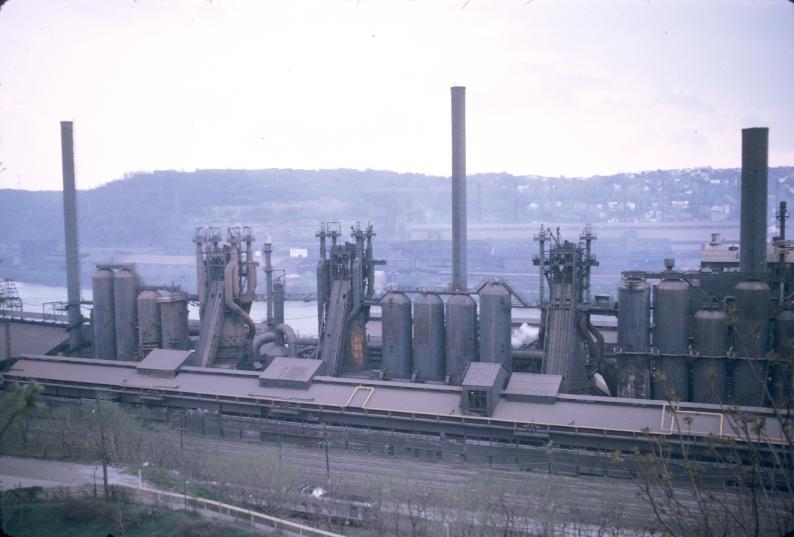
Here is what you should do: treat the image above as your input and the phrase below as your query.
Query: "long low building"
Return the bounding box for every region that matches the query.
[2,353,786,458]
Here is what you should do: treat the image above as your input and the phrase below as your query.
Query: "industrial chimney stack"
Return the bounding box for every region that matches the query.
[451,86,467,291]
[739,127,769,280]
[60,121,83,351]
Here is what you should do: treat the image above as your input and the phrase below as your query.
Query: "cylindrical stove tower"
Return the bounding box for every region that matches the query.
[381,292,413,379]
[91,267,116,359]
[413,293,445,381]
[478,283,512,372]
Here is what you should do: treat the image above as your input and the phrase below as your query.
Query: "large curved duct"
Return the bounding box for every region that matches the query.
[537,308,546,348]
[585,315,605,365]
[578,313,598,368]
[224,252,256,345]
[252,331,276,357]
[251,323,298,358]
[275,323,297,356]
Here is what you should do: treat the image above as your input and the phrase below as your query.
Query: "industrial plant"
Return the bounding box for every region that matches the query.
[1,88,790,460]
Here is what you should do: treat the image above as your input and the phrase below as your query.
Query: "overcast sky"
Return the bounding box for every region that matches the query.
[1,0,792,191]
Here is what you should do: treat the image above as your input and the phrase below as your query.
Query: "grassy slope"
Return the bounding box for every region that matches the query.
[1,497,261,537]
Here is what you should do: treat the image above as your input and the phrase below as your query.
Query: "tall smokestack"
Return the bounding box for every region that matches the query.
[451,86,467,291]
[739,127,769,280]
[60,121,83,351]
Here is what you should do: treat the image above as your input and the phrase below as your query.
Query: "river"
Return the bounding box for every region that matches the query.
[12,281,320,338]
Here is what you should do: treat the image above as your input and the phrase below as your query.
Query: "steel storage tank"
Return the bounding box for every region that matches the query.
[773,309,794,403]
[159,291,190,350]
[380,292,413,379]
[617,274,650,352]
[693,302,730,356]
[692,302,729,403]
[412,293,445,381]
[137,289,162,356]
[445,294,478,384]
[731,280,770,406]
[478,283,512,372]
[732,358,768,407]
[91,267,116,359]
[653,273,690,354]
[776,309,794,355]
[652,355,689,401]
[733,280,769,358]
[113,267,139,360]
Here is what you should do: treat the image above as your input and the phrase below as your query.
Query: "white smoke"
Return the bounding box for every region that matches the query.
[511,322,539,349]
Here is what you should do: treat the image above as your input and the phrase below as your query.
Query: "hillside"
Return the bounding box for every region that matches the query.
[1,167,793,250]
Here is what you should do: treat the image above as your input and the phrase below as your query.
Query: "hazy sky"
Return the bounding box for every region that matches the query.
[1,0,792,191]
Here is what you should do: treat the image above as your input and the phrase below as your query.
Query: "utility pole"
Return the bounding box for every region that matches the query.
[323,441,331,483]
[95,393,109,501]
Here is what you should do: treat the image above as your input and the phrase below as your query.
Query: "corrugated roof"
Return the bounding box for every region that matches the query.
[138,349,193,374]
[259,357,323,385]
[504,373,562,398]
[462,362,504,388]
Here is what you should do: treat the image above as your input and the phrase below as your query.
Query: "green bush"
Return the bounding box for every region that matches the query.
[61,497,115,523]
[175,518,257,537]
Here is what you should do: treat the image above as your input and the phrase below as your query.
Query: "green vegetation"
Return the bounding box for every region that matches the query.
[1,495,262,537]
[0,383,42,443]
[0,399,182,466]
[130,466,222,502]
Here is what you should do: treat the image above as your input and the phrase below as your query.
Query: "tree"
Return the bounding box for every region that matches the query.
[626,313,794,537]
[0,383,41,443]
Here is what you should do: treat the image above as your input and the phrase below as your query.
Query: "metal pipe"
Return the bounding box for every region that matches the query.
[578,313,598,367]
[739,127,769,280]
[778,201,787,307]
[224,245,256,345]
[60,121,83,352]
[194,232,206,316]
[245,237,257,295]
[511,349,544,360]
[365,224,375,299]
[231,245,241,298]
[537,225,546,304]
[263,238,273,327]
[451,86,467,292]
[251,323,298,358]
[276,323,297,357]
[315,225,327,337]
[273,280,285,326]
[251,331,276,359]
[352,225,364,313]
[586,314,605,366]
